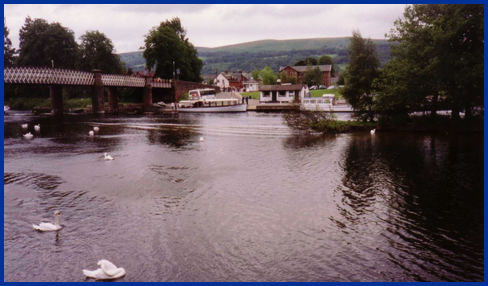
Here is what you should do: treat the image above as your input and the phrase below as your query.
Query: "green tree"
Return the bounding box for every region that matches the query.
[318,55,335,77]
[17,17,78,69]
[294,57,317,66]
[142,17,203,82]
[4,17,16,67]
[251,68,260,81]
[341,30,380,122]
[260,66,277,85]
[383,4,483,121]
[279,71,297,84]
[78,30,124,74]
[302,65,323,87]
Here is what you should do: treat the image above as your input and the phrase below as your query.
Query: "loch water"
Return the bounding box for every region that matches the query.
[3,111,484,282]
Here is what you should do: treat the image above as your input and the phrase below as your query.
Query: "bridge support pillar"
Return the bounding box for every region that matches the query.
[50,85,63,117]
[91,69,105,114]
[143,75,153,110]
[107,87,118,113]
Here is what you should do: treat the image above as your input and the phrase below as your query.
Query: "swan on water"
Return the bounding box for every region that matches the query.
[32,211,62,231]
[199,137,204,142]
[371,129,376,134]
[93,127,100,132]
[104,153,114,160]
[89,131,94,136]
[83,259,126,280]
[34,124,40,131]
[21,124,28,129]
[23,132,34,139]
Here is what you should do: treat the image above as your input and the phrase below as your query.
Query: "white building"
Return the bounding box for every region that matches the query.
[244,78,259,91]
[259,84,309,103]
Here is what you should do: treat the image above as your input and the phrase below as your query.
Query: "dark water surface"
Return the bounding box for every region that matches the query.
[4,111,484,282]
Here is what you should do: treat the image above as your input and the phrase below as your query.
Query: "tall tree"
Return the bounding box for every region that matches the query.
[78,30,124,74]
[251,68,260,81]
[142,17,202,82]
[318,55,335,76]
[260,66,277,85]
[302,65,323,86]
[383,4,484,120]
[279,71,297,84]
[4,17,16,67]
[341,30,380,122]
[17,17,78,69]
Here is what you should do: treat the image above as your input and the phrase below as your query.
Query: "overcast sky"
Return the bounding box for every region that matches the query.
[4,4,407,54]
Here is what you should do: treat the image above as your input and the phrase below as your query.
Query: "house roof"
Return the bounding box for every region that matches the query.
[259,84,305,91]
[244,78,259,84]
[279,65,332,72]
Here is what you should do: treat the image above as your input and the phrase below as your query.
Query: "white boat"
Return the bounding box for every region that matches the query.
[301,94,353,112]
[178,88,246,113]
[178,98,247,113]
[4,105,10,113]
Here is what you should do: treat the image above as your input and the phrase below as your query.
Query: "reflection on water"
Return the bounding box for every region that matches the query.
[4,111,483,282]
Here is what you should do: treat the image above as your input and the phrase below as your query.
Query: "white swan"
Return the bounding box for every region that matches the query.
[370,129,376,134]
[89,131,94,136]
[21,124,28,129]
[83,259,126,280]
[199,137,204,142]
[23,132,34,139]
[93,127,100,132]
[104,153,114,160]
[34,124,40,131]
[32,211,62,231]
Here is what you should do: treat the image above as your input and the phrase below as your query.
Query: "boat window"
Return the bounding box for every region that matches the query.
[263,92,271,98]
[318,100,323,104]
[279,91,286,97]
[310,100,316,104]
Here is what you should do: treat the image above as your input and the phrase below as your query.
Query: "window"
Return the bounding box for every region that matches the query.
[278,91,286,97]
[263,91,271,98]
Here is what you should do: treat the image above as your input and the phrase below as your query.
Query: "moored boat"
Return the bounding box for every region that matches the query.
[178,98,247,113]
[178,88,246,113]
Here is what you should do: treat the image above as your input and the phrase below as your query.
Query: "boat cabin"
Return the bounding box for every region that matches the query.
[189,88,216,101]
[179,98,241,108]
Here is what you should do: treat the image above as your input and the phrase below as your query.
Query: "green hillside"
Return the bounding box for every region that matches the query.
[119,37,392,74]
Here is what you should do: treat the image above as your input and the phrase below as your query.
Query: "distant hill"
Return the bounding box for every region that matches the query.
[118,37,392,75]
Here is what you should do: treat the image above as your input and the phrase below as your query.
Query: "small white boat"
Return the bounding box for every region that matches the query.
[178,98,246,113]
[301,94,353,112]
[4,106,10,113]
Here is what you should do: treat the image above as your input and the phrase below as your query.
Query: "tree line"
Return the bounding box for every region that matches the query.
[341,4,483,123]
[4,16,203,101]
[4,16,203,82]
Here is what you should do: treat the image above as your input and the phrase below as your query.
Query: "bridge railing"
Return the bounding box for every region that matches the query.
[5,67,172,89]
[101,74,145,88]
[4,67,95,86]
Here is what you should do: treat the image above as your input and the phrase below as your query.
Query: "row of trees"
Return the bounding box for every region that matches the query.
[341,4,483,122]
[4,16,203,82]
[4,17,124,74]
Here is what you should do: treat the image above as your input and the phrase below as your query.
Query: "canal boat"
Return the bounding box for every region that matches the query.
[178,88,246,113]
[178,98,247,113]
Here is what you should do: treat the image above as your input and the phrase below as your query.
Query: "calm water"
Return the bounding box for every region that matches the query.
[4,111,484,282]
